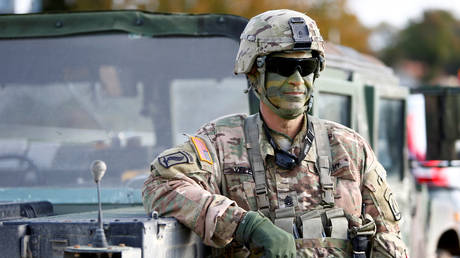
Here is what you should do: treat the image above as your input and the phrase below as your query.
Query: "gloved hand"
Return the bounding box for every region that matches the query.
[235,211,296,258]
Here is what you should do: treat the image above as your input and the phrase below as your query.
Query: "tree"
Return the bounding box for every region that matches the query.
[381,10,460,83]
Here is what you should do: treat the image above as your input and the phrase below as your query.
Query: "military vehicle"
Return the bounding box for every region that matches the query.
[0,10,418,257]
[0,10,248,258]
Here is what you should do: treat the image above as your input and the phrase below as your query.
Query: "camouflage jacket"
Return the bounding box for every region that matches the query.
[143,113,408,257]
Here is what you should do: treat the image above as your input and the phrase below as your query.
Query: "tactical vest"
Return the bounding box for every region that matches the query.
[243,114,376,257]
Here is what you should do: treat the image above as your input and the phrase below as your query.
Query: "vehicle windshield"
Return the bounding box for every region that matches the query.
[0,33,248,189]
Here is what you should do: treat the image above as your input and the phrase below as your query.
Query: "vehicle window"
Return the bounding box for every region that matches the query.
[456,140,460,158]
[171,78,248,144]
[318,93,351,127]
[377,98,404,179]
[0,34,246,189]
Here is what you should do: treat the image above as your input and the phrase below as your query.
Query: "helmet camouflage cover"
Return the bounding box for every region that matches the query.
[234,9,325,74]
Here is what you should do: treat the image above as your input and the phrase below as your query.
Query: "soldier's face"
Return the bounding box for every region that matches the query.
[264,51,315,111]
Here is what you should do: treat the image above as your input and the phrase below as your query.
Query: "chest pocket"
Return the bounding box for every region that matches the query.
[223,166,257,211]
[330,158,362,218]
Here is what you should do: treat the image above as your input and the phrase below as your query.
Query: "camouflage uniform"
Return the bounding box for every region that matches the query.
[143,113,408,257]
[143,9,408,258]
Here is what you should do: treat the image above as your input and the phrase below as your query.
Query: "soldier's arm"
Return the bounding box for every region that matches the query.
[142,139,246,248]
[361,141,409,257]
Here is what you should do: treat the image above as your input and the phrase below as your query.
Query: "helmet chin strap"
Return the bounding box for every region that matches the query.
[253,56,310,120]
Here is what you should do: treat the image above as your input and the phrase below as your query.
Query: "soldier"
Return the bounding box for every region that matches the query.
[143,9,408,258]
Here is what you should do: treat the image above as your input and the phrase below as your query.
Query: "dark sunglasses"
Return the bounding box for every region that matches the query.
[266,56,318,77]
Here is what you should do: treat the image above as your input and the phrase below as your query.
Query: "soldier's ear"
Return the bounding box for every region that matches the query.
[246,65,261,92]
[247,65,258,77]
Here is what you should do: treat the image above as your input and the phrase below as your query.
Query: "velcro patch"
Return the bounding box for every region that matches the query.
[158,151,191,168]
[332,160,349,172]
[190,136,213,165]
[224,166,253,175]
[385,188,402,221]
[331,159,357,181]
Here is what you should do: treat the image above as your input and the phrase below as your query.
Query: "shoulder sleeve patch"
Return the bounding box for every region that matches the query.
[190,136,213,165]
[157,151,192,168]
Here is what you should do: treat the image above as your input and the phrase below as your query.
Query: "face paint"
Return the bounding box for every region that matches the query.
[257,51,316,119]
[266,70,314,110]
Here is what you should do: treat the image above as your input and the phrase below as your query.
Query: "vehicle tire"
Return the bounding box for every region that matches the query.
[436,249,452,258]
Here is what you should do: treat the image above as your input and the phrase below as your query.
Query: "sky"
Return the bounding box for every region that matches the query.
[347,0,460,28]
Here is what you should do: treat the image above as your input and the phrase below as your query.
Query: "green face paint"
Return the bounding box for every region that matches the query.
[265,70,314,116]
[254,51,317,120]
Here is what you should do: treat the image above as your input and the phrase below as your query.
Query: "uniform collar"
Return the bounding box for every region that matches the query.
[257,113,275,159]
[257,113,316,162]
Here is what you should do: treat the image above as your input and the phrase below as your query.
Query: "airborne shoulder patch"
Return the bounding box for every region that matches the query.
[190,136,213,165]
[158,151,191,168]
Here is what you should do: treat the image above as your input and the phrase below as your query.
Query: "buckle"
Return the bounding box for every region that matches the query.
[320,198,334,208]
[322,182,334,191]
[256,187,267,195]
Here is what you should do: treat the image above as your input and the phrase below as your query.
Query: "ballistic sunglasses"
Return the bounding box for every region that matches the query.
[266,56,319,77]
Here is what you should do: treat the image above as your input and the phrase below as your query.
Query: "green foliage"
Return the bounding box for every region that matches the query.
[381,10,460,83]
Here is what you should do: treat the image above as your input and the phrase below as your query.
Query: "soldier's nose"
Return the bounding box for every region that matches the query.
[288,71,304,87]
[289,81,303,86]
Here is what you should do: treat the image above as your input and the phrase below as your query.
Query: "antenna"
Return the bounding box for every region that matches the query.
[91,160,108,248]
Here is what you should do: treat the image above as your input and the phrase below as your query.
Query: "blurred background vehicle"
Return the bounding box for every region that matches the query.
[408,87,460,257]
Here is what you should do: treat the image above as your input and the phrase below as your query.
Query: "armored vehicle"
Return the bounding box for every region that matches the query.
[0,10,248,258]
[0,10,417,257]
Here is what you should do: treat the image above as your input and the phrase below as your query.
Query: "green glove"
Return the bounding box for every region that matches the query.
[235,211,296,258]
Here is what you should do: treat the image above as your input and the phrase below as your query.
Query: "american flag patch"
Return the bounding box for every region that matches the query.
[190,136,213,165]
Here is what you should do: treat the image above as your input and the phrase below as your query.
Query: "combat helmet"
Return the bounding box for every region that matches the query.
[235,9,325,119]
[234,9,325,75]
